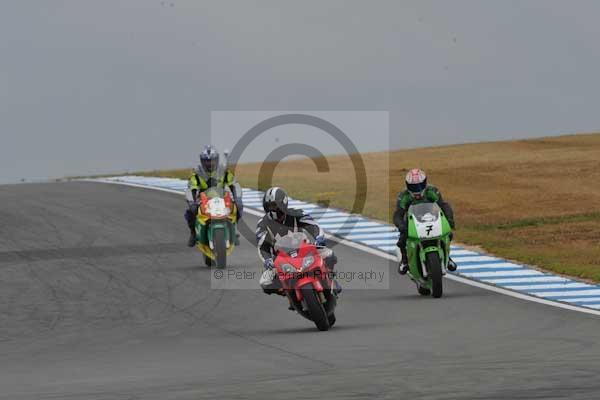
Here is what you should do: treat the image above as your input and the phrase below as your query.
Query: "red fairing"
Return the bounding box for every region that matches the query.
[200,192,209,214]
[274,241,331,302]
[224,191,233,210]
[271,234,338,331]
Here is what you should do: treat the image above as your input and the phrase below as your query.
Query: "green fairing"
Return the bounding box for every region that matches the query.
[407,216,418,238]
[196,219,234,244]
[209,223,230,243]
[196,220,208,243]
[405,202,452,297]
[441,215,452,234]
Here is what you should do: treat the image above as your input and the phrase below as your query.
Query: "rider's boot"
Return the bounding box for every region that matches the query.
[333,280,342,295]
[187,227,196,247]
[322,251,341,295]
[398,247,409,275]
[447,257,457,272]
[234,207,242,246]
[260,269,280,295]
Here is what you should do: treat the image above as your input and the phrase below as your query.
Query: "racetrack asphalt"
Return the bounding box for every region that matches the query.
[1,182,599,400]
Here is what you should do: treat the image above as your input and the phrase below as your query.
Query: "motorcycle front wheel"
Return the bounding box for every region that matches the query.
[426,252,443,298]
[302,284,330,331]
[212,228,227,268]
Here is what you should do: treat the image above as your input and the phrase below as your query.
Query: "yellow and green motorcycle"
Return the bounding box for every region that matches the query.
[194,187,238,268]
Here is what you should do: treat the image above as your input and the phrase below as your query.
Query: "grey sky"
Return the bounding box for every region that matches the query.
[2,1,600,183]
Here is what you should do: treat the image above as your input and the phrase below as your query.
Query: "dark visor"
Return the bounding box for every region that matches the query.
[407,181,427,193]
[265,201,279,212]
[202,158,218,172]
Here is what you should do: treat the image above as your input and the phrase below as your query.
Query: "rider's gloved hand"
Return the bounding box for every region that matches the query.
[263,257,275,270]
[315,235,326,247]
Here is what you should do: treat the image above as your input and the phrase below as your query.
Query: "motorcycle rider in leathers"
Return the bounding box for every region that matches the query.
[394,168,457,275]
[184,145,243,247]
[256,187,341,296]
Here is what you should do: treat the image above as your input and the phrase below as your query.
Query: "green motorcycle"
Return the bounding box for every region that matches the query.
[194,187,238,268]
[405,202,452,298]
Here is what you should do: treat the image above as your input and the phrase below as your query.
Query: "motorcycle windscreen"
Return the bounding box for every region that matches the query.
[273,231,315,255]
[204,186,225,199]
[203,186,235,216]
[408,203,443,239]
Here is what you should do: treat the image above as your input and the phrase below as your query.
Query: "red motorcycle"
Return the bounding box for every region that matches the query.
[273,232,338,331]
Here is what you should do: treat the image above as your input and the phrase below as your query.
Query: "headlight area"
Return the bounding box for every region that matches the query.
[281,263,298,274]
[301,254,315,271]
[278,254,318,278]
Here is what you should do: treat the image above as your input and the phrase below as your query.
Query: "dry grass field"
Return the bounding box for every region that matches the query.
[138,133,600,281]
